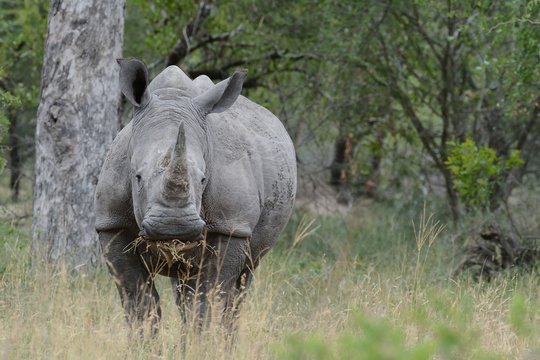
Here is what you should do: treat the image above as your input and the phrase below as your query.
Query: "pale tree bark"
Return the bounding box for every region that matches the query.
[33,0,125,270]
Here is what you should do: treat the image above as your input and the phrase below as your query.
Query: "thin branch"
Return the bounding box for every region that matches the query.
[188,51,315,80]
[190,25,244,53]
[391,85,444,170]
[399,6,443,63]
[516,95,540,152]
[223,50,316,70]
[164,1,212,67]
[489,18,540,33]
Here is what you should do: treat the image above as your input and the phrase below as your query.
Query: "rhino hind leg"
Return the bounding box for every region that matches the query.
[170,234,251,332]
[99,230,162,336]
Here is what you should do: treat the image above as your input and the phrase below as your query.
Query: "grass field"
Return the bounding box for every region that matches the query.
[1,197,539,359]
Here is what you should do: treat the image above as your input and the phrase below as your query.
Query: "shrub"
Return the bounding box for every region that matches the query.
[445,138,524,209]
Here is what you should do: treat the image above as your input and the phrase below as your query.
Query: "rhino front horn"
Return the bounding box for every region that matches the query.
[164,123,190,194]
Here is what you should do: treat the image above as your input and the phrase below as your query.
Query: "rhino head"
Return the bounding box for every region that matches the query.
[117,59,246,241]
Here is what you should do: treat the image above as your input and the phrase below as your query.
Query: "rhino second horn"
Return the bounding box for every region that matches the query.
[164,123,190,193]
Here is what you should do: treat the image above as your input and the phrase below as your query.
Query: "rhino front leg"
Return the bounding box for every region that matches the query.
[99,229,161,336]
[171,235,251,330]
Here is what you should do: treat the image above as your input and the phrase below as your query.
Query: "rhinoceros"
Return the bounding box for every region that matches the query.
[94,59,296,333]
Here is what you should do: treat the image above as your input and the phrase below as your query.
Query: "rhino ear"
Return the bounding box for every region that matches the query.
[193,69,247,116]
[117,58,149,107]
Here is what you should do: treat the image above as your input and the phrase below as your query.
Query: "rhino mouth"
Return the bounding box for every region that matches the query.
[138,227,205,242]
[138,216,206,242]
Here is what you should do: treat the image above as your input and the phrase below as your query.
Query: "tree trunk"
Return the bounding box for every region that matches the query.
[32,0,125,270]
[441,166,460,223]
[364,129,384,198]
[330,133,354,204]
[8,112,20,202]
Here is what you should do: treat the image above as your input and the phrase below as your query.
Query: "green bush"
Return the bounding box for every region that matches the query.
[273,312,506,360]
[274,314,434,360]
[0,68,18,172]
[445,138,524,209]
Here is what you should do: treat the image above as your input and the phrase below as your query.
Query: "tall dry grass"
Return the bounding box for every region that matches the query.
[1,201,539,359]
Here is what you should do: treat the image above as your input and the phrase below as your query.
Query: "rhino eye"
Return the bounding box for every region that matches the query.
[135,174,142,183]
[201,177,206,184]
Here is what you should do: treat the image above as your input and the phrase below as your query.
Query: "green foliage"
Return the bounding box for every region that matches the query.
[331,0,540,213]
[123,0,540,215]
[1,0,538,215]
[0,0,47,98]
[445,139,524,209]
[126,0,198,60]
[274,311,509,360]
[0,215,29,274]
[124,0,319,133]
[0,73,18,171]
[334,316,434,360]
[0,0,48,170]
[509,293,534,337]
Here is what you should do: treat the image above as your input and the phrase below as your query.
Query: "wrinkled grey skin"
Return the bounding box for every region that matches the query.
[94,59,296,333]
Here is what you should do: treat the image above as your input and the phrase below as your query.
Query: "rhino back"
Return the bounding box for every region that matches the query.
[203,95,296,238]
[94,122,136,232]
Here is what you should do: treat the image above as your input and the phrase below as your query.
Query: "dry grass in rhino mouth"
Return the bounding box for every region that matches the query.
[124,236,201,266]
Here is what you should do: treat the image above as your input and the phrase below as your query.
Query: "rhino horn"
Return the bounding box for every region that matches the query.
[164,123,190,194]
